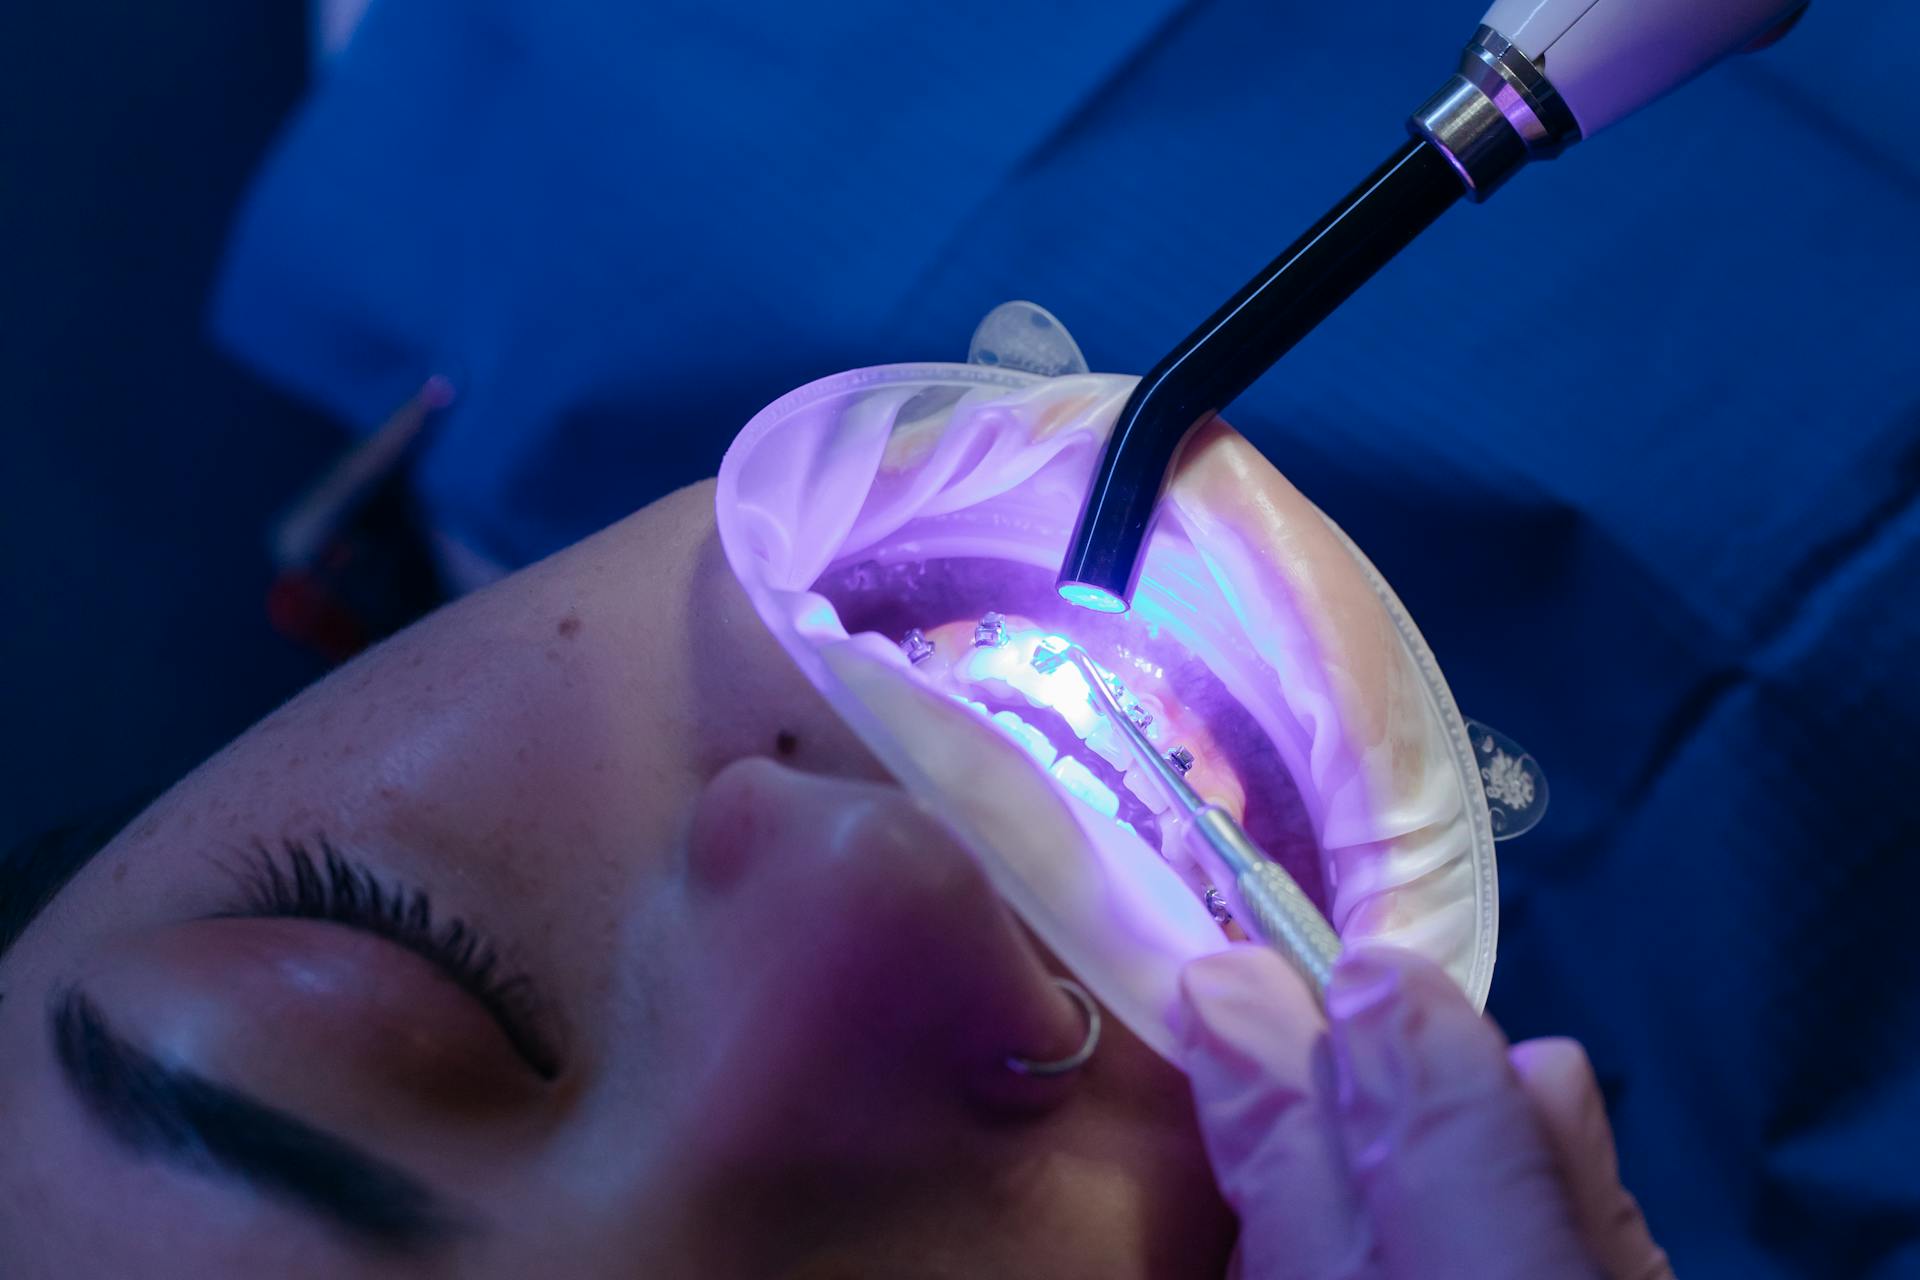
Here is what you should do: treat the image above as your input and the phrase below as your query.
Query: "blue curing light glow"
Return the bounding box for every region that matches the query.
[1058,582,1128,614]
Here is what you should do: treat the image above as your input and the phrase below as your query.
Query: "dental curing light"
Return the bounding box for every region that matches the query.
[1058,0,1809,610]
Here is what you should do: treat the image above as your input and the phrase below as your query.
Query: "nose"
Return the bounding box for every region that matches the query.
[578,756,1233,1273]
[683,758,1095,1120]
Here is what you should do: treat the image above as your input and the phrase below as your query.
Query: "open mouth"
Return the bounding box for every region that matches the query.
[913,615,1179,853]
[717,360,1498,1052]
[814,556,1325,924]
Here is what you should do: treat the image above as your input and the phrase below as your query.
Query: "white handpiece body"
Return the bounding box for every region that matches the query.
[1481,0,1807,136]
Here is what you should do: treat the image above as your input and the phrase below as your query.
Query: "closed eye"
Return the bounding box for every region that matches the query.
[215,838,562,1080]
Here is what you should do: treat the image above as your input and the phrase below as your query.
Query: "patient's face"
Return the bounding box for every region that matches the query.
[0,482,1235,1278]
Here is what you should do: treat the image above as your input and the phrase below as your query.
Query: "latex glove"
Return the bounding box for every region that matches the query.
[1175,944,1673,1280]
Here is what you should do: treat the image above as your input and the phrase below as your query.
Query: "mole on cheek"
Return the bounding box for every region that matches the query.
[557,614,582,639]
[775,730,799,757]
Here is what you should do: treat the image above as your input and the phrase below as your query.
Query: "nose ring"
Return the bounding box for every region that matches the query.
[1004,977,1102,1078]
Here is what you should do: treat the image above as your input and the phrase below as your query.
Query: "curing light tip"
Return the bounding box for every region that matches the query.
[1058,583,1128,614]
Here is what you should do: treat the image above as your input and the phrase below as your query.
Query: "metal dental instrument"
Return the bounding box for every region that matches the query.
[1041,641,1343,1000]
[1057,0,1810,612]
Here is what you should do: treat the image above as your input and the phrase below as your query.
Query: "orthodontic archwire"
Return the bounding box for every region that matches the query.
[1032,637,1343,1003]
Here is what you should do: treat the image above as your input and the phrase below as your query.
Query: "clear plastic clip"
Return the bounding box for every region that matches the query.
[1463,718,1549,840]
[967,301,1090,377]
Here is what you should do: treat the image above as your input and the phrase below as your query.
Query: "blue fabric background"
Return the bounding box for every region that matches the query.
[214,2,1920,1273]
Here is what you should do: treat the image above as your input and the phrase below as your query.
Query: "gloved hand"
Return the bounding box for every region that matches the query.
[1175,944,1673,1280]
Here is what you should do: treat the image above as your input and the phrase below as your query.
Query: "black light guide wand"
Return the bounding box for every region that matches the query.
[1056,0,1809,613]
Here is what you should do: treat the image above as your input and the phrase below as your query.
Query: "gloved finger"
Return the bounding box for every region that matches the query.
[1175,945,1373,1280]
[1327,947,1601,1280]
[1510,1039,1674,1280]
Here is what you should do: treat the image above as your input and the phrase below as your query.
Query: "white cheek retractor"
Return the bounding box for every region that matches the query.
[714,307,1542,1062]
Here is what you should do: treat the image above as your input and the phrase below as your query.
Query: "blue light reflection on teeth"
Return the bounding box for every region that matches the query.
[955,696,1125,823]
[990,709,1057,768]
[970,629,1102,736]
[943,628,1142,832]
[1049,755,1120,818]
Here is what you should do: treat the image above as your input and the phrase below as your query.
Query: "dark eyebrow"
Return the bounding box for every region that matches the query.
[50,988,458,1254]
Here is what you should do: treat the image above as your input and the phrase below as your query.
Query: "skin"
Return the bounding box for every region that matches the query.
[0,481,1237,1278]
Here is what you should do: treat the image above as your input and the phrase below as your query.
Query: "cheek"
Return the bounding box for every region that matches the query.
[0,1144,346,1280]
[363,669,644,862]
[249,584,686,876]
[323,564,881,922]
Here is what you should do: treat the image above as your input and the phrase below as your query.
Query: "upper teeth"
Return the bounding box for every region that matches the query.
[917,618,1229,875]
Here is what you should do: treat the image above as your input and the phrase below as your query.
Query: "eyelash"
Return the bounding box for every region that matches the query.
[221,838,560,1080]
